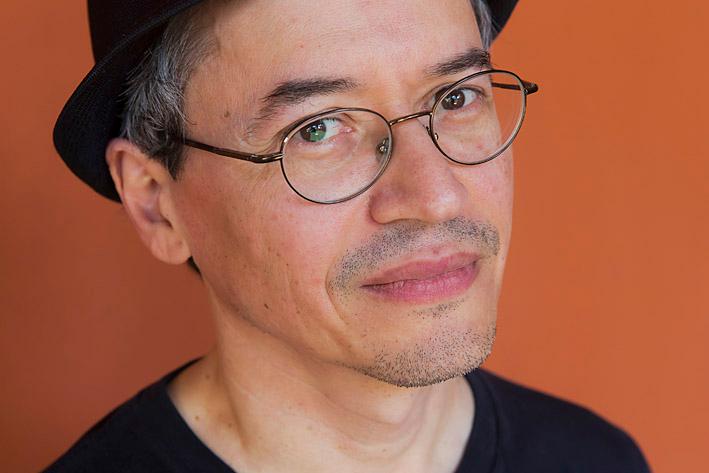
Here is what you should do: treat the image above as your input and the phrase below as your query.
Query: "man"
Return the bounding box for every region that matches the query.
[46,0,651,471]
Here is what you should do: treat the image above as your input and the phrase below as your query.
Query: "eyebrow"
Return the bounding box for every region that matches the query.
[426,46,491,77]
[255,77,358,123]
[247,47,491,134]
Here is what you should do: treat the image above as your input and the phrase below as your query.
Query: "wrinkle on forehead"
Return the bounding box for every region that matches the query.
[209,0,479,76]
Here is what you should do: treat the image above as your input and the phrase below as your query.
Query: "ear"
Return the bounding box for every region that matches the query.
[105,138,191,265]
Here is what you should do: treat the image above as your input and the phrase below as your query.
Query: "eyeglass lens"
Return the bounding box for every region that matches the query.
[281,110,392,203]
[432,71,525,164]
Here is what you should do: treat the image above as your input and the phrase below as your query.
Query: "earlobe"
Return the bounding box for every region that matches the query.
[105,138,192,265]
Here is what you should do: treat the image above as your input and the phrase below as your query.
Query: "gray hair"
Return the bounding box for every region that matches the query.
[120,0,494,177]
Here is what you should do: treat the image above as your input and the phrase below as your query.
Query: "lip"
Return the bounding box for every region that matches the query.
[360,252,481,304]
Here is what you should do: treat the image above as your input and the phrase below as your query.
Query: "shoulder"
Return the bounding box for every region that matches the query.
[42,382,170,473]
[472,369,651,472]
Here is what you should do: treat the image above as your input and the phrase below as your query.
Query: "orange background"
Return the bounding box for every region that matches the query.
[1,1,707,472]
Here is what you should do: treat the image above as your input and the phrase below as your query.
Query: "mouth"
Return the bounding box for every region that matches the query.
[360,253,481,304]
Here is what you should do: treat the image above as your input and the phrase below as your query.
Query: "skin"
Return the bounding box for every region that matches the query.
[105,0,514,471]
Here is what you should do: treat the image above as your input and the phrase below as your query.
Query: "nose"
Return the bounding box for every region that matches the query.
[367,118,469,225]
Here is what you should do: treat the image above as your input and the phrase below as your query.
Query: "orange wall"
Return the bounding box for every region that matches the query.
[1,1,707,472]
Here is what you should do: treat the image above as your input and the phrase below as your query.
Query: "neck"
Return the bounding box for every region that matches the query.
[169,298,475,473]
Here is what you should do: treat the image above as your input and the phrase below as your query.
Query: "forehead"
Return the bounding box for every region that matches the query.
[182,0,483,145]
[205,0,481,82]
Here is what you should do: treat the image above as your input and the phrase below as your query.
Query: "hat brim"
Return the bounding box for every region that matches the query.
[54,0,202,202]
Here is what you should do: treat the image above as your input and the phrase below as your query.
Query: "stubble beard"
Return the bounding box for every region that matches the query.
[330,217,502,388]
[351,321,496,388]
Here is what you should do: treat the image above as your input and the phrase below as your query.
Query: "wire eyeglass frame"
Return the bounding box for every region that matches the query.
[181,68,539,204]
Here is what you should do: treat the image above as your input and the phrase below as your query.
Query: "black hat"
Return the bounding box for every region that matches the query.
[54,0,520,202]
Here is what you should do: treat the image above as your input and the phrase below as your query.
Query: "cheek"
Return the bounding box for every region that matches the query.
[486,150,513,198]
[258,202,337,290]
[457,150,514,272]
[172,154,353,321]
[170,153,284,295]
[460,150,514,220]
[479,152,514,281]
[219,198,363,354]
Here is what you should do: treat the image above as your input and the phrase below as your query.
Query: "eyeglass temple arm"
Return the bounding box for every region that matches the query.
[492,79,539,95]
[182,138,283,163]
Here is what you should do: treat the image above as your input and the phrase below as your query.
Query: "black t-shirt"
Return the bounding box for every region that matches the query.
[43,358,651,472]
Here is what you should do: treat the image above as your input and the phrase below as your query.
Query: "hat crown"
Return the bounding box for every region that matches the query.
[88,0,191,61]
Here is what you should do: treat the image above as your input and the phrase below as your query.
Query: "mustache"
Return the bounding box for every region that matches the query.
[330,217,500,290]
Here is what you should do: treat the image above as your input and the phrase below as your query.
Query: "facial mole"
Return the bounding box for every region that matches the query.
[223,110,231,118]
[264,303,270,309]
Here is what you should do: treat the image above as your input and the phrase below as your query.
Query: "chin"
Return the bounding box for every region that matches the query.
[350,314,497,388]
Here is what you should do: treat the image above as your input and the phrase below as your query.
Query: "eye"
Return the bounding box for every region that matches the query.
[440,87,480,111]
[298,118,342,143]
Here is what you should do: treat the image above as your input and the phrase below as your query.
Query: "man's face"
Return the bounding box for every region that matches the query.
[171,0,513,387]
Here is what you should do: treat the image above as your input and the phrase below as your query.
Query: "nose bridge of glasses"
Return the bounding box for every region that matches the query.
[388,110,432,128]
[386,110,435,152]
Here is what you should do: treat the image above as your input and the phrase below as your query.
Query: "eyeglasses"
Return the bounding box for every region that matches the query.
[182,69,539,204]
